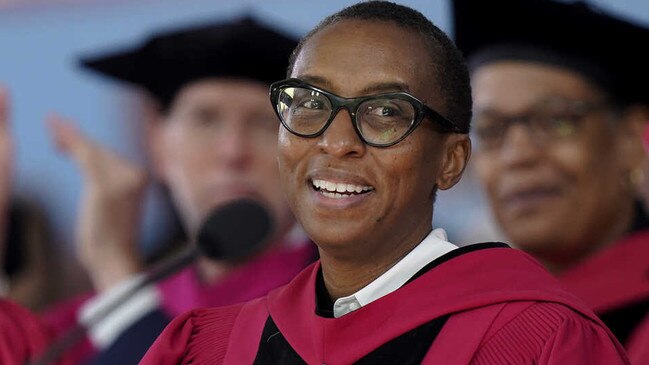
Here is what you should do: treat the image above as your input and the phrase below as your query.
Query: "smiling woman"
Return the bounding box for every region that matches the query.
[471,62,626,264]
[277,16,466,275]
[140,2,629,364]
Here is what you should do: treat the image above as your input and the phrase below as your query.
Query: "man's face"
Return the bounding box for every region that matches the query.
[278,20,468,258]
[151,79,294,239]
[472,61,633,265]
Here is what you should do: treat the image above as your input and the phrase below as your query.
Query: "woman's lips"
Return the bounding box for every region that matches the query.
[499,186,563,214]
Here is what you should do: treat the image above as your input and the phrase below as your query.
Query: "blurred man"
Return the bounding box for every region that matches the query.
[40,17,316,364]
[454,0,649,362]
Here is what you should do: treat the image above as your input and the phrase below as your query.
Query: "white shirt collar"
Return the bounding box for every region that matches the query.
[333,228,457,318]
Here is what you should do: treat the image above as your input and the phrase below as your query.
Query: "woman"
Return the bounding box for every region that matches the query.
[141,2,628,364]
[454,0,649,362]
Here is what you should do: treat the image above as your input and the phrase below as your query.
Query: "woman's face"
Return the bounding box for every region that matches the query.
[472,61,638,268]
[277,20,469,261]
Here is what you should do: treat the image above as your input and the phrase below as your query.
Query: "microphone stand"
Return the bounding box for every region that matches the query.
[27,247,198,365]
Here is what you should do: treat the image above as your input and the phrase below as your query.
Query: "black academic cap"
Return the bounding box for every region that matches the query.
[81,16,298,108]
[452,0,649,106]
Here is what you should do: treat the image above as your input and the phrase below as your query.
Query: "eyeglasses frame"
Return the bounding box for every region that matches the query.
[269,78,465,148]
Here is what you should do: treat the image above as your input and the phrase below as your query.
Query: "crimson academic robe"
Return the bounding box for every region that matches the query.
[560,229,649,364]
[0,299,70,365]
[141,243,629,364]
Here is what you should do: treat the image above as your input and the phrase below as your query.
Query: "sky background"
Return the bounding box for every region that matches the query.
[1,0,648,285]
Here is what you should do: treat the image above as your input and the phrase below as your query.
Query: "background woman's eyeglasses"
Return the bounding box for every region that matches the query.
[472,100,614,150]
[269,78,465,148]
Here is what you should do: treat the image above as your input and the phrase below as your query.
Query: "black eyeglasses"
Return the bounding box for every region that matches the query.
[269,78,464,147]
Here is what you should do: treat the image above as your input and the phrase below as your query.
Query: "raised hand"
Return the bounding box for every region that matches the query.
[47,115,148,292]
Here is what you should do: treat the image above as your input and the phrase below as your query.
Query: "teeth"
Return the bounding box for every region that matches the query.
[312,179,373,195]
[321,191,344,199]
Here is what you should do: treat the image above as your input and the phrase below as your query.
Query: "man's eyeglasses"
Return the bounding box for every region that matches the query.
[472,100,613,150]
[269,78,465,148]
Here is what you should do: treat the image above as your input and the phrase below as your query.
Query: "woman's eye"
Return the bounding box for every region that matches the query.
[298,98,324,110]
[368,105,399,117]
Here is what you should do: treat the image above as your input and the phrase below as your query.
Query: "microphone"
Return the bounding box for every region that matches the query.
[197,198,273,261]
[28,199,273,365]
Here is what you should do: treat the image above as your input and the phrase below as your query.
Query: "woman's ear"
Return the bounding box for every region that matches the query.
[436,134,472,191]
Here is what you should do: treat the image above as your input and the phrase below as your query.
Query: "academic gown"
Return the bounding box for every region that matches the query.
[0,299,70,365]
[560,229,649,364]
[141,243,629,365]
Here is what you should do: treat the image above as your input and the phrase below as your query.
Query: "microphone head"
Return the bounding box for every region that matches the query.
[196,199,273,262]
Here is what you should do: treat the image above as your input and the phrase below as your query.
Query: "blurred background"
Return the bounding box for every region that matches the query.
[1,0,648,307]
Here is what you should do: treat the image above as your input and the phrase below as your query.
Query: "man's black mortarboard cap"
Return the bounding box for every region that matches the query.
[452,0,649,105]
[81,16,298,108]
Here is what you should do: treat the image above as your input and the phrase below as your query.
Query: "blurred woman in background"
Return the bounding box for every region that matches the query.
[454,0,649,362]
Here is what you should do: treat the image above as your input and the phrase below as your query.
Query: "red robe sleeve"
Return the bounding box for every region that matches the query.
[471,302,629,364]
[140,305,242,365]
[539,311,630,364]
[0,299,67,365]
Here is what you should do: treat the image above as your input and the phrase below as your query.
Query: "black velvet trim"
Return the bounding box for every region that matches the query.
[253,315,449,365]
[314,242,510,317]
[253,317,306,365]
[407,242,510,284]
[315,268,335,318]
[353,315,449,364]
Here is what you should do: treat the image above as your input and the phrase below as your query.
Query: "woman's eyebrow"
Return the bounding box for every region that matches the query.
[294,76,411,96]
[359,82,411,95]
